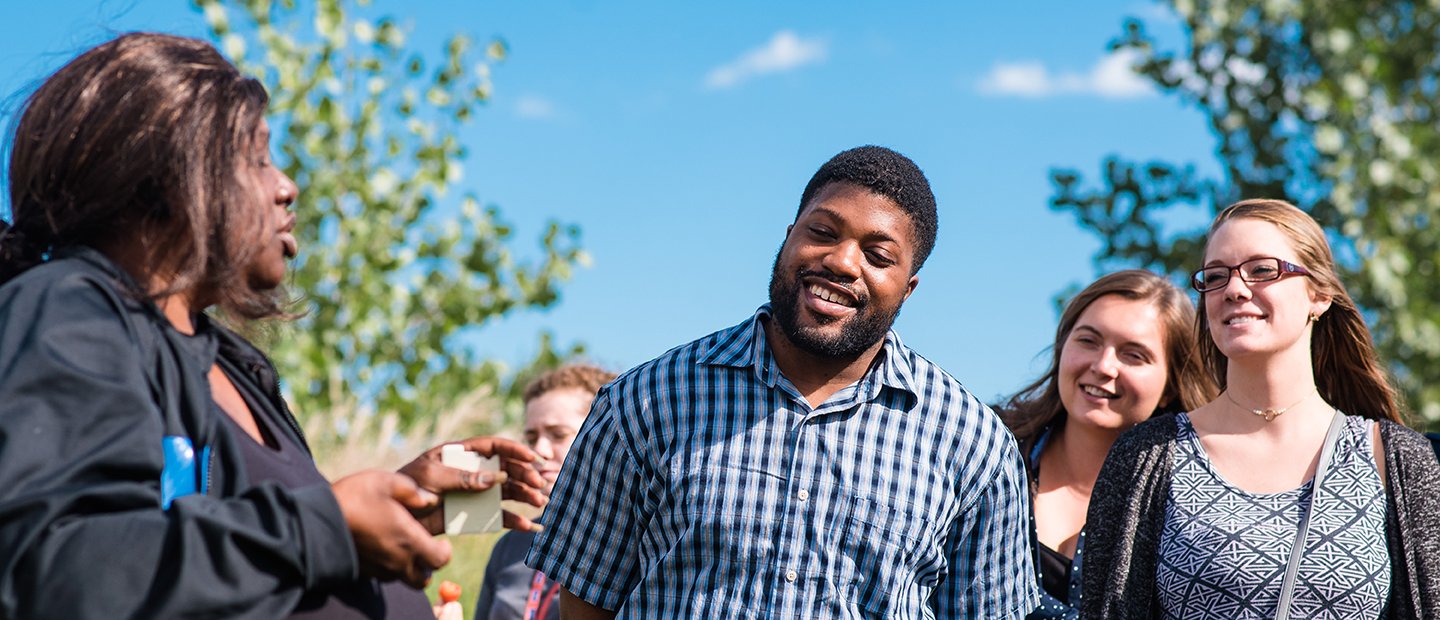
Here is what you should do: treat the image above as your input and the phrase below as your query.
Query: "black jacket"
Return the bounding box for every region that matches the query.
[0,249,357,618]
[1080,413,1440,619]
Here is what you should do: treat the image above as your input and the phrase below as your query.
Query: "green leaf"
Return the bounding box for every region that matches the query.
[203,0,585,429]
[1052,0,1440,427]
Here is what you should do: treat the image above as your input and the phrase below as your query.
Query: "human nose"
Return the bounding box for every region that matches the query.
[532,437,555,460]
[820,240,863,279]
[276,172,298,208]
[1220,267,1253,301]
[1090,348,1119,377]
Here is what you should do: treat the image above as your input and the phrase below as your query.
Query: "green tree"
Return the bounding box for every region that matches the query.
[1051,0,1440,424]
[196,0,586,427]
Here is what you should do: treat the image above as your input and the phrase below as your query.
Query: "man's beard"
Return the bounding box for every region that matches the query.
[767,248,902,359]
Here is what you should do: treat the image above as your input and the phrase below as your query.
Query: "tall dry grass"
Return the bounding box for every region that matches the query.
[305,386,523,611]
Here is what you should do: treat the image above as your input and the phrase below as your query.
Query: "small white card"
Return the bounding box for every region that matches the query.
[439,444,503,535]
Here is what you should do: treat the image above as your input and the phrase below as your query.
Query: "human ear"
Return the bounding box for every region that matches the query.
[1308,286,1333,321]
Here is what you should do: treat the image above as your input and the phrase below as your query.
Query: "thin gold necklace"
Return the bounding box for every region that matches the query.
[1224,389,1315,422]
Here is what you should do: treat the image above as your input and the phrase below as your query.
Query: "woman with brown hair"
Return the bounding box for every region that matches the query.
[1081,199,1440,619]
[0,32,544,618]
[1002,269,1215,619]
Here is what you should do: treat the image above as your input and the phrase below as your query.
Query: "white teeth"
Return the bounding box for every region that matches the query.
[810,284,853,307]
[1083,385,1116,398]
[1226,316,1261,325]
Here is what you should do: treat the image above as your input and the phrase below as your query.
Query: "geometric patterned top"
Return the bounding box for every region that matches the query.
[1157,413,1390,620]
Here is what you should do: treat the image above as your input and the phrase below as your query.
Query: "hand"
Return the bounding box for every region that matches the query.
[332,470,452,588]
[398,435,550,535]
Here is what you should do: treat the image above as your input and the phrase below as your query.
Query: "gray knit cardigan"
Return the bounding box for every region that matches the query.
[1079,413,1440,619]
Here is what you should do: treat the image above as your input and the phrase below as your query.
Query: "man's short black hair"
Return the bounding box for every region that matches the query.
[796,145,937,273]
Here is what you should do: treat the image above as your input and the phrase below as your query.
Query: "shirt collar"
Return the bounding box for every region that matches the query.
[699,304,920,408]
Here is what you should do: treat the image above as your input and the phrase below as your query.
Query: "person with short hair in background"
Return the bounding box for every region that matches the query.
[526,146,1040,619]
[473,364,617,620]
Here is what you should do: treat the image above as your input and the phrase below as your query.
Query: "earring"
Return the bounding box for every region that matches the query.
[1307,312,1320,323]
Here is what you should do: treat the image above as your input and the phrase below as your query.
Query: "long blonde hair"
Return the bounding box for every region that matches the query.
[1197,199,1403,423]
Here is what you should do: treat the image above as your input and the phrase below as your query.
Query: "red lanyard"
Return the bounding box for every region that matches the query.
[523,571,559,620]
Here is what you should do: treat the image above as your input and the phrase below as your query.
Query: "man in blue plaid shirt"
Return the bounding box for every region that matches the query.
[527,146,1039,619]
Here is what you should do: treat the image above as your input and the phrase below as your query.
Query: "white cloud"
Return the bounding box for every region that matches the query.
[1089,50,1154,97]
[704,30,827,90]
[977,49,1154,99]
[976,62,1053,97]
[1131,2,1181,24]
[514,94,556,120]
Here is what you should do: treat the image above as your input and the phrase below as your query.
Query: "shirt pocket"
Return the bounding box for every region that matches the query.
[668,456,781,568]
[841,492,942,617]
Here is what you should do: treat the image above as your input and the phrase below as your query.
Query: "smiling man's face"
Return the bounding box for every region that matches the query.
[767,182,919,359]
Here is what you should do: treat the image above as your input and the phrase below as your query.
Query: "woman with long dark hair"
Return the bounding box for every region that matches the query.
[1002,269,1215,618]
[1081,199,1440,619]
[0,32,543,618]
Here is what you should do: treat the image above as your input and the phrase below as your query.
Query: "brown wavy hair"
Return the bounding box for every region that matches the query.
[1002,269,1217,442]
[2,32,284,319]
[523,364,618,404]
[1197,199,1403,423]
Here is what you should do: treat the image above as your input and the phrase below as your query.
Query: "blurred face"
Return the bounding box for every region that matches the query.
[767,182,919,358]
[240,119,299,291]
[1202,218,1330,361]
[523,388,593,494]
[1058,295,1170,432]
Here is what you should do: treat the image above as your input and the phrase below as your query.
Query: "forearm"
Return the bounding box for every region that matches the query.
[559,589,617,620]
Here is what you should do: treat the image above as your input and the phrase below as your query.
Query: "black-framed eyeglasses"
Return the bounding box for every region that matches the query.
[1190,257,1312,293]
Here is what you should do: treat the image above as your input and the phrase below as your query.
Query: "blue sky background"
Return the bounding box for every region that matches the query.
[0,1,1222,404]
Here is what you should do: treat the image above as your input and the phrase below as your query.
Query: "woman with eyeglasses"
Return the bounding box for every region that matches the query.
[1000,270,1216,619]
[1079,199,1440,619]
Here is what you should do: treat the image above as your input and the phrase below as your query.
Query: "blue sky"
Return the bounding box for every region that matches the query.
[1,1,1220,404]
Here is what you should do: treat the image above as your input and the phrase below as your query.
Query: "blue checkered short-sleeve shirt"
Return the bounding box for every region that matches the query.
[526,306,1039,619]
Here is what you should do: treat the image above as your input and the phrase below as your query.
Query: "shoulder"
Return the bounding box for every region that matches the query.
[576,320,752,458]
[1378,419,1434,454]
[0,256,151,356]
[890,342,994,422]
[1427,431,1440,463]
[895,345,969,394]
[1376,420,1440,568]
[1111,414,1180,456]
[1091,414,1180,491]
[888,343,1021,477]
[602,318,752,400]
[1,254,135,313]
[1377,420,1440,478]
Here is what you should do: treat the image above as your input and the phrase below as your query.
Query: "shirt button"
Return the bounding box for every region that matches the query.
[785,570,798,583]
[796,489,809,501]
